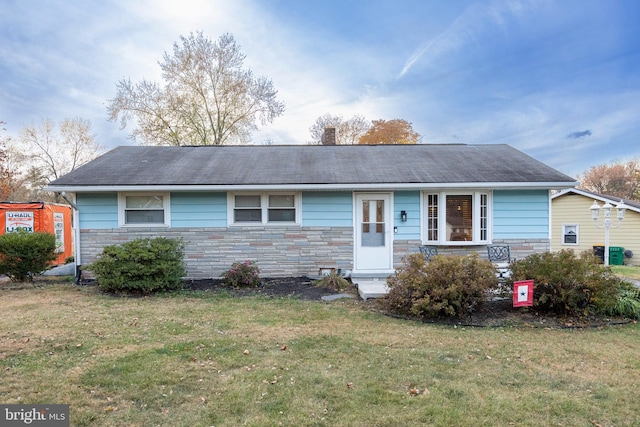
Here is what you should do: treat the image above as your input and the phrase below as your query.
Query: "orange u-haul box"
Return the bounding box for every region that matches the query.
[0,202,73,265]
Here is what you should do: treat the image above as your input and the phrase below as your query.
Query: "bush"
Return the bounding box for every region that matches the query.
[221,260,261,288]
[0,230,58,282]
[605,281,640,320]
[383,253,498,319]
[314,271,351,292]
[90,237,185,294]
[508,249,621,316]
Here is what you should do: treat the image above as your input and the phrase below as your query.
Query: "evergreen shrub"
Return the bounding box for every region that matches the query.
[0,230,57,282]
[90,237,185,294]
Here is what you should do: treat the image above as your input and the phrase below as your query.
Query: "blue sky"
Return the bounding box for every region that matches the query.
[1,0,638,177]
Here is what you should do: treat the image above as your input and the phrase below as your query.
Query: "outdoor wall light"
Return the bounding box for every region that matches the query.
[400,210,407,222]
[590,199,627,266]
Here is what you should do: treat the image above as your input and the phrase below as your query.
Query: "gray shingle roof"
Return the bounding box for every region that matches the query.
[47,144,576,189]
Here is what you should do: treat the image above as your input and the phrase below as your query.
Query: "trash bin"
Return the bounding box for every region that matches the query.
[609,246,625,265]
[593,245,605,263]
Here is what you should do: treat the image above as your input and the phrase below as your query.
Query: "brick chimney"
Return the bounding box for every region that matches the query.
[321,127,336,145]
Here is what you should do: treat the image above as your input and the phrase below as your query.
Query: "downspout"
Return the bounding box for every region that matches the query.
[60,192,82,284]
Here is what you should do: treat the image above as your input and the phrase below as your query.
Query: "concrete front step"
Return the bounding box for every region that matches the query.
[353,277,389,300]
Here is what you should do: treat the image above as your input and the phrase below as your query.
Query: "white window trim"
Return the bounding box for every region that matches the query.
[227,192,301,226]
[561,223,579,245]
[421,191,492,245]
[118,192,171,227]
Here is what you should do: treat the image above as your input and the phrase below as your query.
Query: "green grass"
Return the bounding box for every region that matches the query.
[611,265,640,280]
[1,284,639,426]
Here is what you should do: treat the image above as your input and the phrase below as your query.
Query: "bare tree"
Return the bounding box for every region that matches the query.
[578,159,640,201]
[0,122,14,199]
[108,32,285,146]
[358,119,421,145]
[8,118,103,200]
[309,113,370,145]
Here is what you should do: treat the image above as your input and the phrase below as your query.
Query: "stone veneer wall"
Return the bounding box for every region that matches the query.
[80,227,549,279]
[79,226,354,279]
[393,238,550,267]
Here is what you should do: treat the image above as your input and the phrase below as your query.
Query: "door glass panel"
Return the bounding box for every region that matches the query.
[362,199,385,246]
[362,200,370,233]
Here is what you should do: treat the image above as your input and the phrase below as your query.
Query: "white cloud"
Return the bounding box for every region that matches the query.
[397,0,540,79]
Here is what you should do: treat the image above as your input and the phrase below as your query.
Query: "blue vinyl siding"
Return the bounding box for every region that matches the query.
[302,191,352,227]
[77,193,118,229]
[394,191,421,239]
[171,192,226,227]
[493,190,549,239]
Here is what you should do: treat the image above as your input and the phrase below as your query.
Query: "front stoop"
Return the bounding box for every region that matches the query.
[354,277,389,300]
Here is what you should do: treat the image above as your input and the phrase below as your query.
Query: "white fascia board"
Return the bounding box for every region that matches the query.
[46,181,578,193]
[552,187,591,199]
[552,187,640,214]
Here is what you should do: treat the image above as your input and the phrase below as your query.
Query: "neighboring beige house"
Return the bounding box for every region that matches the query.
[551,188,640,266]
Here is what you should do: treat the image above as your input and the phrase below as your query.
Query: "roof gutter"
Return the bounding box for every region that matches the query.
[46,181,579,193]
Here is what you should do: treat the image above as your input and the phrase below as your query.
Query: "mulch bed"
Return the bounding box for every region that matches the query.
[184,277,634,329]
[10,276,635,329]
[380,297,635,329]
[183,276,342,300]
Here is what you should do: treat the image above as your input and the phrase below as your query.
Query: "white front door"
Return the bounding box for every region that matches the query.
[354,193,393,273]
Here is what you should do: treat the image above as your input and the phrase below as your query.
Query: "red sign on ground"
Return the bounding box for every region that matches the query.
[513,280,534,307]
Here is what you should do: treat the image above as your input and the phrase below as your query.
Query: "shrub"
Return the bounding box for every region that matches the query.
[383,253,498,319]
[603,281,640,320]
[508,249,621,316]
[90,237,185,294]
[0,230,58,282]
[221,260,261,288]
[314,271,351,292]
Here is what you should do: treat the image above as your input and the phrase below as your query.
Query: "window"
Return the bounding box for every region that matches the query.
[446,194,473,241]
[423,191,490,244]
[480,194,488,241]
[230,193,300,225]
[234,195,262,222]
[562,224,578,245]
[119,193,170,227]
[426,194,438,241]
[268,195,296,222]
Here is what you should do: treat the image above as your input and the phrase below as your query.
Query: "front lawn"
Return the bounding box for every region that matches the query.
[611,265,640,280]
[1,284,639,426]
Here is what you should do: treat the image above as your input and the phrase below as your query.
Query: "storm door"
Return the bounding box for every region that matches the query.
[354,193,393,272]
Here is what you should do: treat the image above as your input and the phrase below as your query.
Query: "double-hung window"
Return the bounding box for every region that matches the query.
[119,193,170,227]
[562,224,578,245]
[230,193,300,225]
[423,191,491,244]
